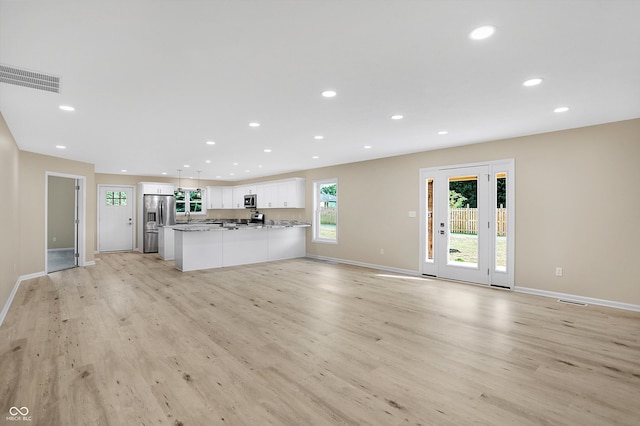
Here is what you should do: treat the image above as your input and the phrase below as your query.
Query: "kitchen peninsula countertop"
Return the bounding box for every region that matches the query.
[172,221,310,232]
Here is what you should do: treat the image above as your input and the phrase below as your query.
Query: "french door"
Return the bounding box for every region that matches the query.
[420,160,514,288]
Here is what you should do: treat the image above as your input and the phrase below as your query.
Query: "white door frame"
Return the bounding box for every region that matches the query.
[97,184,136,252]
[45,172,87,272]
[419,159,515,288]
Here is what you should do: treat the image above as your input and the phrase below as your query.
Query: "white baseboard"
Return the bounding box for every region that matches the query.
[305,254,420,277]
[514,286,640,312]
[305,254,640,313]
[83,261,96,267]
[0,271,46,328]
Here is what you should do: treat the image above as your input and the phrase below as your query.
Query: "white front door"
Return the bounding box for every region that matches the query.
[420,160,515,288]
[99,185,134,252]
[438,166,490,284]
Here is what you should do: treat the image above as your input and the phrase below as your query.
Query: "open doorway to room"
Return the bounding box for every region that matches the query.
[419,159,514,288]
[46,173,86,273]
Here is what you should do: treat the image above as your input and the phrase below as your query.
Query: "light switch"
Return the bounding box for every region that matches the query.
[408,211,416,217]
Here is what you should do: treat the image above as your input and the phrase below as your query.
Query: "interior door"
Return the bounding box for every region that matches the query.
[99,185,134,252]
[47,175,79,272]
[420,160,514,288]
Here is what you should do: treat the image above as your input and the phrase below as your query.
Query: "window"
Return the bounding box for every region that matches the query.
[175,188,204,215]
[313,178,337,243]
[105,191,127,206]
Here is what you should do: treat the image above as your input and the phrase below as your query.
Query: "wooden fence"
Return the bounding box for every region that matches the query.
[450,207,507,236]
[320,208,337,225]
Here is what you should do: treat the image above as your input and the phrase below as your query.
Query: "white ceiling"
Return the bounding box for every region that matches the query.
[1,0,639,181]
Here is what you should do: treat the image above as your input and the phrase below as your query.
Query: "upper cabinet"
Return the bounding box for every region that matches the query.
[257,178,305,209]
[139,182,174,195]
[206,178,305,210]
[206,186,233,209]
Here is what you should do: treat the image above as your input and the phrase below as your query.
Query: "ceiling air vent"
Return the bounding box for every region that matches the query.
[0,64,60,93]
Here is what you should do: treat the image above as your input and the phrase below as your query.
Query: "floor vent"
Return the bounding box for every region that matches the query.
[557,299,588,307]
[0,64,61,93]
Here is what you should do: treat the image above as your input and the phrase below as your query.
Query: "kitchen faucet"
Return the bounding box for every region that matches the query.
[185,209,191,223]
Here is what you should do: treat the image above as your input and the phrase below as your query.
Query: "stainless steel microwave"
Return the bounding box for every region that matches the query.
[244,194,256,208]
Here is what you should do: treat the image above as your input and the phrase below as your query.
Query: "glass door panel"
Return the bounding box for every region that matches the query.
[495,172,507,272]
[426,178,434,262]
[448,175,479,268]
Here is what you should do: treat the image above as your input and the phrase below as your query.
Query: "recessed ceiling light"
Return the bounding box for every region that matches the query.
[229,172,235,176]
[55,145,66,149]
[523,78,543,87]
[391,114,404,120]
[205,160,211,163]
[314,135,324,140]
[364,145,372,149]
[59,105,75,112]
[322,90,337,98]
[161,172,167,175]
[216,175,222,179]
[121,169,127,173]
[245,170,250,173]
[206,141,215,145]
[249,122,260,127]
[469,25,496,40]
[312,156,319,159]
[184,164,190,168]
[258,165,263,168]
[438,130,449,135]
[554,106,570,113]
[264,149,272,153]
[233,162,239,166]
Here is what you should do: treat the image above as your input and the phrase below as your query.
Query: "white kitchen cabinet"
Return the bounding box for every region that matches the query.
[232,186,245,209]
[257,183,276,208]
[208,179,304,210]
[221,187,233,209]
[139,182,174,195]
[206,186,220,209]
[259,178,305,208]
[158,226,175,260]
[206,186,233,209]
[232,185,257,209]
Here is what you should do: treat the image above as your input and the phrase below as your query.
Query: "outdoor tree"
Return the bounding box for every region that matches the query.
[321,184,336,196]
[449,190,467,208]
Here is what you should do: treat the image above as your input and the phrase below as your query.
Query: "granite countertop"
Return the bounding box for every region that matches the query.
[172,222,310,232]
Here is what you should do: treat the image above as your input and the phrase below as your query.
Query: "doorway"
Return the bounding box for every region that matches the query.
[98,185,135,252]
[420,159,514,288]
[46,173,85,273]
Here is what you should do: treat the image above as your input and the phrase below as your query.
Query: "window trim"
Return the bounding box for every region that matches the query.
[312,177,338,244]
[175,187,206,216]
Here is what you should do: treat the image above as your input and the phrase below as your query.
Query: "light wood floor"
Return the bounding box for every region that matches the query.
[1,253,639,425]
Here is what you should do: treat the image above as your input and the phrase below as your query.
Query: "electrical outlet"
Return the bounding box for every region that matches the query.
[53,237,57,242]
[555,267,563,277]
[380,248,384,255]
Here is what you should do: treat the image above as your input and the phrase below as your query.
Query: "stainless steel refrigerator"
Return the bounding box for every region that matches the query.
[143,194,176,253]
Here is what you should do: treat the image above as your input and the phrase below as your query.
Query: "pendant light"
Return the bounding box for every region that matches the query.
[176,169,184,196]
[196,171,202,197]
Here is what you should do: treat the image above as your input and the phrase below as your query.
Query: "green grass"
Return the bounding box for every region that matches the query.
[319,224,336,239]
[449,233,506,268]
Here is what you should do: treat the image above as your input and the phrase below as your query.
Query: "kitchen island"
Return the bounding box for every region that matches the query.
[173,223,309,272]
